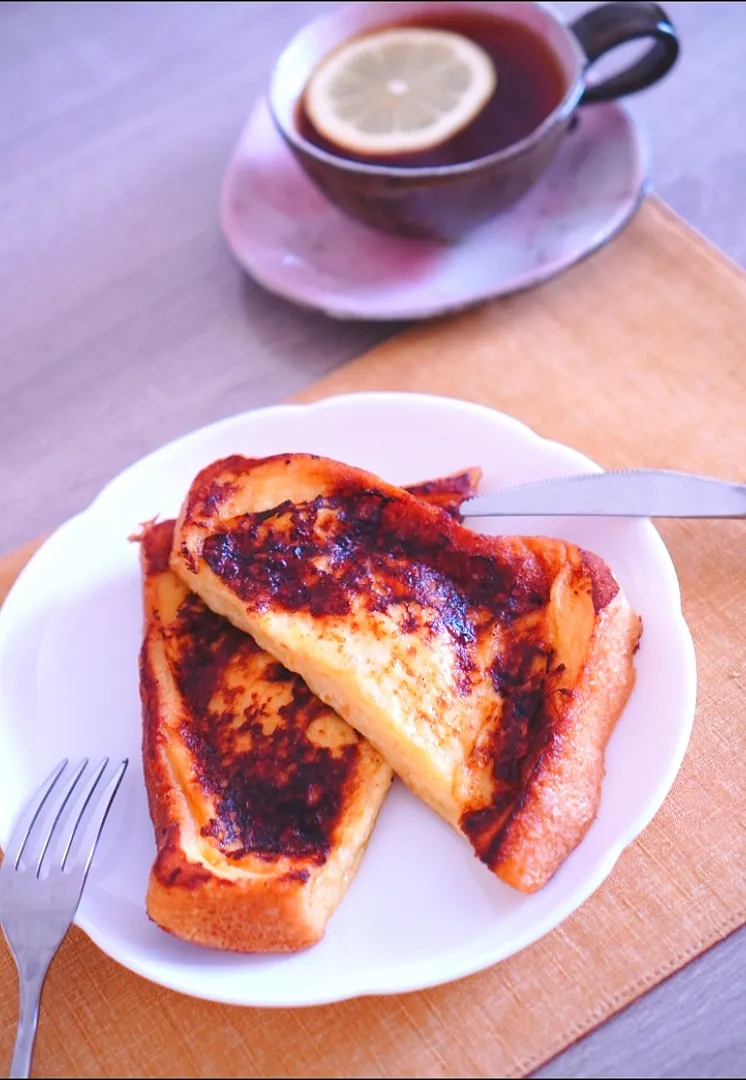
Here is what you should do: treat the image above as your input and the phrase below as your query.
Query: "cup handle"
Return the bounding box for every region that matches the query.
[570,1,679,104]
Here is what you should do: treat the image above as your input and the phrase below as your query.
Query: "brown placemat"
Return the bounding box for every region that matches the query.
[1,198,745,1078]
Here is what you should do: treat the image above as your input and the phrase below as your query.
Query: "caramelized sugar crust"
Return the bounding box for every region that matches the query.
[141,519,363,867]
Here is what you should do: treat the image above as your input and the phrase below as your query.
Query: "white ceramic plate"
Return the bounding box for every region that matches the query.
[220,98,648,320]
[0,393,695,1006]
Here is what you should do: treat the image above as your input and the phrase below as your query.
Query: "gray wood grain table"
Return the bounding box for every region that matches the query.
[1,2,744,1077]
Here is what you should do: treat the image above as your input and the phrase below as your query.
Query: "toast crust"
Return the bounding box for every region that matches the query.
[172,454,642,893]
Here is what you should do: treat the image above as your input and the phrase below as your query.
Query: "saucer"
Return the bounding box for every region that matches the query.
[220,98,648,321]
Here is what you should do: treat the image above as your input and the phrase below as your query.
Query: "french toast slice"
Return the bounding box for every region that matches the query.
[138,468,481,952]
[172,453,642,894]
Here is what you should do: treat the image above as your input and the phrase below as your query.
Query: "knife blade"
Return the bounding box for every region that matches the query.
[459,469,746,519]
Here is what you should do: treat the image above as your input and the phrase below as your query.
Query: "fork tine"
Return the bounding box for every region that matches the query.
[58,758,108,871]
[63,759,128,882]
[34,758,90,876]
[5,759,68,870]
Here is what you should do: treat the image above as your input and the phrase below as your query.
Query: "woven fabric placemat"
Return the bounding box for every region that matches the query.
[1,199,744,1078]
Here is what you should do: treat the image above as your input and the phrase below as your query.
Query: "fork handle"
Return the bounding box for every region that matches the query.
[10,964,49,1079]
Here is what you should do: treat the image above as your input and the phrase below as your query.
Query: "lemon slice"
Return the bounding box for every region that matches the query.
[304,27,497,158]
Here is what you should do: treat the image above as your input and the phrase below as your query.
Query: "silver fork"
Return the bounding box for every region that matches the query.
[0,757,128,1079]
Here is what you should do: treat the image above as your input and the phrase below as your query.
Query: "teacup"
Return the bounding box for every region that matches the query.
[268,1,678,242]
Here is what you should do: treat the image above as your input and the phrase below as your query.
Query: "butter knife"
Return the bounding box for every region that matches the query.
[460,469,746,519]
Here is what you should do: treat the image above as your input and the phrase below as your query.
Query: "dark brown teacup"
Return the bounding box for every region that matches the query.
[268,1,678,243]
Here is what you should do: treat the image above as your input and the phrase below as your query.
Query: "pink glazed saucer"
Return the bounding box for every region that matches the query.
[220,97,648,321]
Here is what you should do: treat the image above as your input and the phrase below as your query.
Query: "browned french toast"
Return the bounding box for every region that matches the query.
[138,469,481,952]
[172,453,642,894]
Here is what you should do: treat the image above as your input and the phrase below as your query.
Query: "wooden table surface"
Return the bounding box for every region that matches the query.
[1,3,744,1077]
